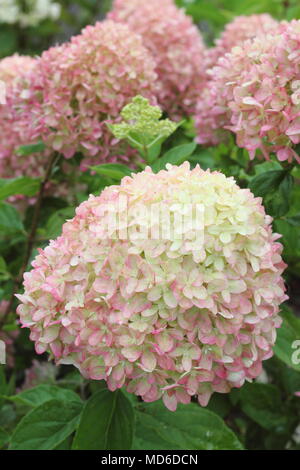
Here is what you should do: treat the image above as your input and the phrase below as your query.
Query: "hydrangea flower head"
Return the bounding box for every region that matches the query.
[17,163,287,410]
[206,14,278,69]
[0,55,49,180]
[0,54,75,203]
[23,20,158,170]
[109,0,207,118]
[196,20,300,163]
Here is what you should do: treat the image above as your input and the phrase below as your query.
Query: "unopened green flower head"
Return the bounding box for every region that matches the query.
[110,95,178,144]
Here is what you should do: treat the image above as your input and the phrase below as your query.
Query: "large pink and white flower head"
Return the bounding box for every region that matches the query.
[23,20,158,170]
[0,54,81,203]
[0,55,49,181]
[206,14,278,69]
[196,20,300,163]
[109,0,207,118]
[17,163,287,410]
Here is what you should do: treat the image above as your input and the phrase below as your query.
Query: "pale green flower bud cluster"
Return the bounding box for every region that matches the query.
[110,96,178,153]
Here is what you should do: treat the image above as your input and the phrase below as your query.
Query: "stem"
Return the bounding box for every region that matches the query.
[0,153,59,327]
[22,153,58,275]
[127,135,144,152]
[147,134,163,150]
[246,158,254,174]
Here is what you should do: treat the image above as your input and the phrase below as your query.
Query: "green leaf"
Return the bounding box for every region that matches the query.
[16,141,46,156]
[53,435,73,450]
[0,404,16,428]
[267,173,294,217]
[0,202,24,234]
[45,207,75,239]
[0,256,7,273]
[0,366,7,401]
[238,383,288,432]
[249,170,294,217]
[72,389,134,450]
[265,357,300,396]
[9,399,82,450]
[180,1,230,25]
[146,136,165,163]
[189,150,216,170]
[0,177,40,200]
[133,401,243,450]
[0,256,9,280]
[273,219,300,262]
[286,213,300,227]
[90,163,133,181]
[0,28,17,58]
[0,374,6,409]
[4,384,82,408]
[286,5,300,20]
[249,170,286,198]
[0,426,9,448]
[253,160,282,176]
[152,142,197,173]
[206,394,231,418]
[274,307,300,372]
[280,366,300,396]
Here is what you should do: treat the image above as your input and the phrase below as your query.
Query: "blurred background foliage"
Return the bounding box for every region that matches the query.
[0,0,112,57]
[2,0,300,59]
